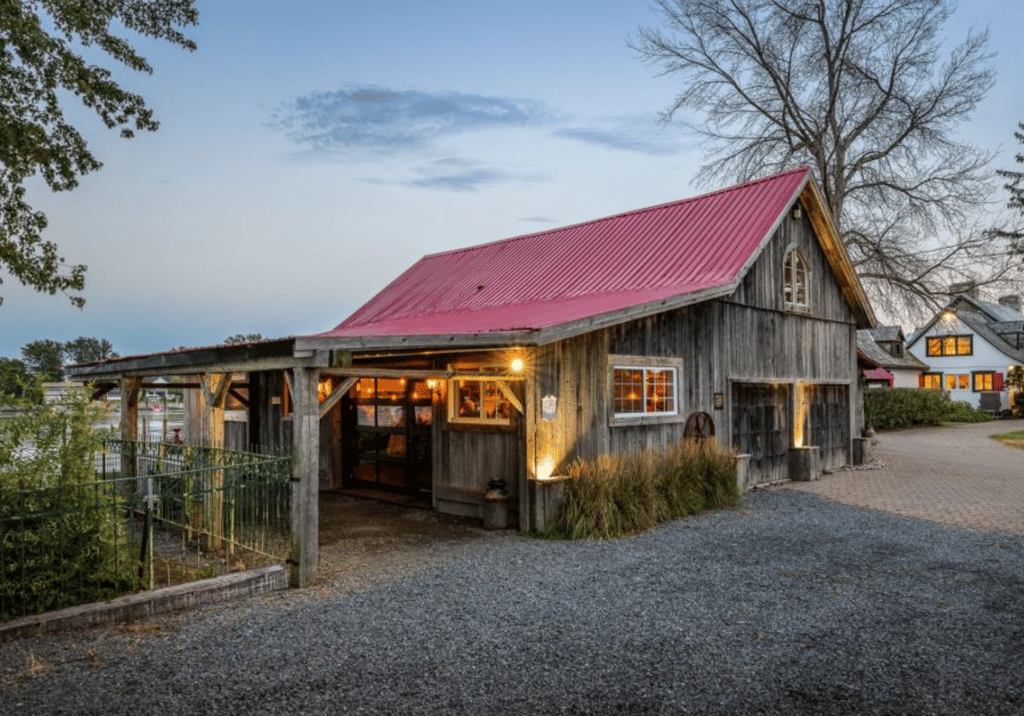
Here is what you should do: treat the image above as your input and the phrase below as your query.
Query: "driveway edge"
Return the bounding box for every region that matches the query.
[0,565,287,642]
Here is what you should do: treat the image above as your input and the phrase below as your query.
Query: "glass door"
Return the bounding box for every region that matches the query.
[347,377,432,496]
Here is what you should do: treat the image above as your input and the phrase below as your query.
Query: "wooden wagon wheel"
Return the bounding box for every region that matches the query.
[683,411,715,441]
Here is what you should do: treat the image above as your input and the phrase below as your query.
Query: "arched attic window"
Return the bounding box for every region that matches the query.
[784,248,809,311]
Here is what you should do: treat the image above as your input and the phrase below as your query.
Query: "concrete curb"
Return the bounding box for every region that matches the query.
[0,565,287,642]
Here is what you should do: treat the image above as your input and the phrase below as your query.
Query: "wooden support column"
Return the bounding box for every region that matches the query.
[290,367,320,588]
[198,373,232,448]
[198,373,232,551]
[521,352,537,532]
[120,377,143,478]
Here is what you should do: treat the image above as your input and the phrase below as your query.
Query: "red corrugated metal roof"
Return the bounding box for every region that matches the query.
[322,167,811,338]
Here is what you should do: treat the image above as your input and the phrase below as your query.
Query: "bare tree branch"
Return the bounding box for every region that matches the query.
[631,0,1013,317]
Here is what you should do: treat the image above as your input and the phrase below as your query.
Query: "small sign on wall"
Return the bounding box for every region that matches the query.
[542,394,557,421]
[714,392,724,410]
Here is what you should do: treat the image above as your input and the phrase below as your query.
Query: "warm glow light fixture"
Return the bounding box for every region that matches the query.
[536,455,555,481]
[510,357,524,372]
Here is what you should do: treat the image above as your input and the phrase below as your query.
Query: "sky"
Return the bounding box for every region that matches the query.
[2,0,1022,360]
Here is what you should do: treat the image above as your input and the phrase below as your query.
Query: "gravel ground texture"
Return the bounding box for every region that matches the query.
[1,490,1023,716]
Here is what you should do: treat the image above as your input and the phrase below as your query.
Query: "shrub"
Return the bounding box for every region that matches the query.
[552,440,738,540]
[864,388,992,430]
[0,388,135,621]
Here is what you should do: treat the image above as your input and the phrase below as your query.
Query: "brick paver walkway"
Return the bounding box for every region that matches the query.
[784,419,1024,534]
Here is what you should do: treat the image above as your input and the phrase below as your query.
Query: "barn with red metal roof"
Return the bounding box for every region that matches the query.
[70,166,877,570]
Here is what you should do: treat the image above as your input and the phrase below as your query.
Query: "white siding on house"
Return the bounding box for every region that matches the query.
[890,368,922,389]
[909,316,1015,410]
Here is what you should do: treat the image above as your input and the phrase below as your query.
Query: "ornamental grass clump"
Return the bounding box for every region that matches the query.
[554,440,738,540]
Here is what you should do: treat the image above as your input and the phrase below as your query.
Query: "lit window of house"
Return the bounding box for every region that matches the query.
[945,374,970,390]
[973,372,995,392]
[926,335,973,357]
[921,373,942,389]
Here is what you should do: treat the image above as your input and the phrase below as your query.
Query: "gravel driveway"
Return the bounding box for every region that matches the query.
[2,488,1022,715]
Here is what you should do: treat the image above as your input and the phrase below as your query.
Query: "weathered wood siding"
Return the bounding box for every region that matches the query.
[434,380,521,524]
[525,203,860,490]
[804,383,850,470]
[249,371,291,451]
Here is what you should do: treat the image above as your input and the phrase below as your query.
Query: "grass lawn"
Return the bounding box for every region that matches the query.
[990,430,1024,450]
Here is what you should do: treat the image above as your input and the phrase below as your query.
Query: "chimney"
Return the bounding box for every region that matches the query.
[950,281,980,300]
[998,294,1022,313]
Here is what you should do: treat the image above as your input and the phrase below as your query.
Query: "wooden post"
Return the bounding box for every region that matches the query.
[198,373,231,551]
[521,349,537,532]
[119,377,143,478]
[290,367,319,588]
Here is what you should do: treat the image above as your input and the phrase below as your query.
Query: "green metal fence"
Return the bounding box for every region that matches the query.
[1,441,291,622]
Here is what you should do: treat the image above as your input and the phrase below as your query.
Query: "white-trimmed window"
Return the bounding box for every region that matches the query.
[784,248,809,310]
[612,364,678,418]
[449,377,512,425]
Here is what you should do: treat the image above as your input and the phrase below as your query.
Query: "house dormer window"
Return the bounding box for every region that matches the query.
[784,248,809,311]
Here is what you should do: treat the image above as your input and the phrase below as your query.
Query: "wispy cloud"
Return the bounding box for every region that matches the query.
[273,85,551,152]
[553,116,685,156]
[359,158,544,192]
[271,86,686,193]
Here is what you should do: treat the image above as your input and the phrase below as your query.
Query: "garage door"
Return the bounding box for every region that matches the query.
[805,384,850,471]
[732,383,791,487]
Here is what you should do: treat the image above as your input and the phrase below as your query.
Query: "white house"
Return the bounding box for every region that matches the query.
[857,326,928,388]
[907,289,1024,412]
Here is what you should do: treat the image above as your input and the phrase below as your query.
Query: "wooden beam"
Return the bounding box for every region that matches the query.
[65,339,308,381]
[293,332,537,354]
[211,373,233,409]
[282,370,294,411]
[320,367,453,380]
[319,376,357,420]
[89,382,116,401]
[228,387,249,408]
[496,381,524,414]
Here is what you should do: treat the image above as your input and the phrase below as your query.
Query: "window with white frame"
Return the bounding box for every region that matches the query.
[784,248,809,310]
[612,365,678,418]
[448,377,512,425]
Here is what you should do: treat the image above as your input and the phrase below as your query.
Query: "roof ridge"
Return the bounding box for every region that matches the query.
[418,166,811,261]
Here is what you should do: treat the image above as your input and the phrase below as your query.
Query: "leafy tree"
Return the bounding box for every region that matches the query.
[987,122,1024,251]
[633,0,1012,317]
[0,356,39,402]
[20,338,65,381]
[0,1,199,308]
[224,334,265,344]
[63,336,119,364]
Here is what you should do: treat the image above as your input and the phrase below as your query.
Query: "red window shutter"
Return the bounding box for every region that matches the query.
[918,373,925,388]
[994,372,1005,391]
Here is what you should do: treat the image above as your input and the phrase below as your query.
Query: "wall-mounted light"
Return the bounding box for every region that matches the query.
[317,376,333,404]
[536,455,555,481]
[510,357,524,372]
[792,204,803,220]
